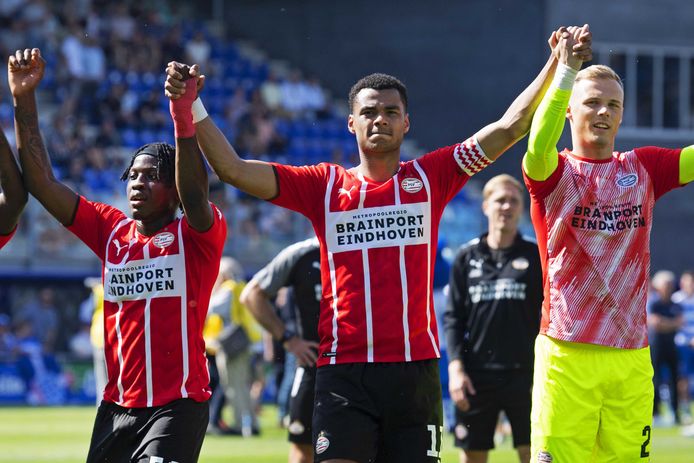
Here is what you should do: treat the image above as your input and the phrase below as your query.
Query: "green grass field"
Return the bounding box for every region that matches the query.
[0,405,692,462]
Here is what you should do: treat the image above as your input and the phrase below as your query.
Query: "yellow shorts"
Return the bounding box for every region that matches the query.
[531,335,653,462]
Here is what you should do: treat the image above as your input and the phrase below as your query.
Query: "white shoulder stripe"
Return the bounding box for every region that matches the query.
[325,166,340,364]
[177,220,190,398]
[412,161,440,358]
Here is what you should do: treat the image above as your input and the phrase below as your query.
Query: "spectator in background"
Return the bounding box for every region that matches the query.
[304,75,330,119]
[203,278,230,435]
[14,287,60,353]
[207,256,263,437]
[648,270,685,426]
[444,175,542,463]
[224,86,250,129]
[93,118,122,148]
[79,34,106,121]
[99,82,138,129]
[136,88,169,130]
[673,269,694,424]
[279,70,311,117]
[185,31,211,70]
[160,24,184,71]
[77,277,106,404]
[14,317,65,405]
[60,21,89,114]
[107,3,135,42]
[83,146,117,197]
[260,70,283,114]
[0,313,16,360]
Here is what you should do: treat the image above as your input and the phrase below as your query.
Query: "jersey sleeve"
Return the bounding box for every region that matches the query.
[0,226,16,250]
[416,137,492,204]
[523,153,565,200]
[523,84,572,182]
[634,146,684,200]
[443,247,471,362]
[269,163,329,222]
[249,238,318,300]
[66,196,127,260]
[181,202,228,259]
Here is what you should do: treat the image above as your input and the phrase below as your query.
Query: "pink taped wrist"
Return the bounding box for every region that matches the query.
[170,79,198,138]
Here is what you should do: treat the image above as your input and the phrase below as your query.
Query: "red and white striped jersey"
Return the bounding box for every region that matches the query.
[272,138,491,366]
[68,197,226,407]
[0,227,15,249]
[524,147,682,349]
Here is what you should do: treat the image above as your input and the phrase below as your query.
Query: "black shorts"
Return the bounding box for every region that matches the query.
[287,365,316,445]
[312,359,443,463]
[86,398,208,463]
[453,370,532,451]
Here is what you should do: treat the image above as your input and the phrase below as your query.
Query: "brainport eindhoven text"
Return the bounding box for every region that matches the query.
[106,266,175,297]
[334,213,426,245]
[570,204,646,231]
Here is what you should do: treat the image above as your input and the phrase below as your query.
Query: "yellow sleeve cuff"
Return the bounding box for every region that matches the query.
[679,145,694,184]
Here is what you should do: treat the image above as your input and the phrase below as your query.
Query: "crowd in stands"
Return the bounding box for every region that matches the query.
[2,0,448,273]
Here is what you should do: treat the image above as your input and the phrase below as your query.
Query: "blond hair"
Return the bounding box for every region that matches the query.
[576,64,623,88]
[482,174,524,201]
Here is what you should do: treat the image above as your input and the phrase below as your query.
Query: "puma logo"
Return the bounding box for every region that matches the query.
[112,239,127,256]
[338,186,355,200]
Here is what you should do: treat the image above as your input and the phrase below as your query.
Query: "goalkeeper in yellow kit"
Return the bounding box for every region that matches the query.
[523,25,694,462]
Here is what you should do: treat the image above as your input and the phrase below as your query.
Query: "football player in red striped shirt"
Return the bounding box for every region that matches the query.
[165,27,590,462]
[10,48,226,463]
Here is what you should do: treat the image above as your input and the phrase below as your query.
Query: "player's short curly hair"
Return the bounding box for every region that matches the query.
[348,73,408,112]
[120,142,176,186]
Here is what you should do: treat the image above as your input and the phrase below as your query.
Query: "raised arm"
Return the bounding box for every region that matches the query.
[0,128,26,234]
[9,48,78,225]
[169,70,214,232]
[476,25,592,161]
[523,26,589,181]
[164,62,277,200]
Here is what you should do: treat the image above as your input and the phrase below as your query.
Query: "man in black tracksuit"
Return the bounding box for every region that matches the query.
[444,174,543,463]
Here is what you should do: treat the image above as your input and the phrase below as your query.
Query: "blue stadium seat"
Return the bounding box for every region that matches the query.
[121,128,140,148]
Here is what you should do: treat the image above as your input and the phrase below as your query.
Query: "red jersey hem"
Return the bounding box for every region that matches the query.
[541,328,648,350]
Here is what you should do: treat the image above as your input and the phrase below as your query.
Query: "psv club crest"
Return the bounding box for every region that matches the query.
[401,177,423,193]
[152,232,175,249]
[616,173,638,188]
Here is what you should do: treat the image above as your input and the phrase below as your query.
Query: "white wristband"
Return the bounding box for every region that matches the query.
[191,98,208,123]
[553,63,578,91]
